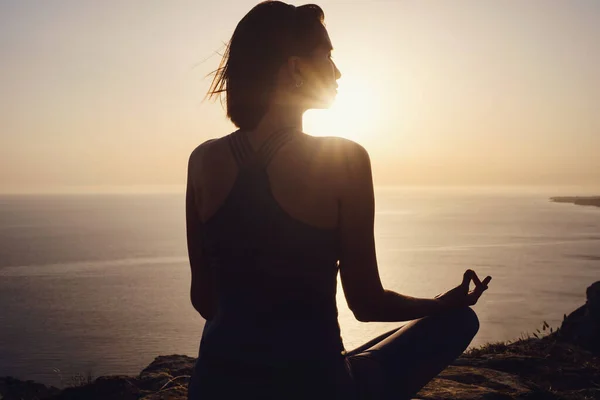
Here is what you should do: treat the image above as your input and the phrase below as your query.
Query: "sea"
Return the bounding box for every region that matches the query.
[0,186,599,387]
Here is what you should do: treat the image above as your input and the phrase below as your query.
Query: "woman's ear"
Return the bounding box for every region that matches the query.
[286,56,304,87]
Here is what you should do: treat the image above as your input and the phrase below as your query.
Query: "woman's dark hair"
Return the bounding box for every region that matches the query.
[207,1,327,130]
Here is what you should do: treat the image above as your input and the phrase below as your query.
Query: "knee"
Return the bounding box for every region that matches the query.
[450,306,480,338]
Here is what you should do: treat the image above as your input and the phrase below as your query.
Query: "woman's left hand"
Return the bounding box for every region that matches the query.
[434,269,492,309]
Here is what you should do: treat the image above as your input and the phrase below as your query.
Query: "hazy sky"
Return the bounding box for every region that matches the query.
[1,0,599,193]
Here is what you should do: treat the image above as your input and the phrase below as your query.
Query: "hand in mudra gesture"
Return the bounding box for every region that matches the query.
[435,269,492,309]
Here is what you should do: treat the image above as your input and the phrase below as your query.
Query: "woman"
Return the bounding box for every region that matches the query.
[186,2,492,399]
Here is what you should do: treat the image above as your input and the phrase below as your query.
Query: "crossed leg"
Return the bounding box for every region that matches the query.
[345,307,480,400]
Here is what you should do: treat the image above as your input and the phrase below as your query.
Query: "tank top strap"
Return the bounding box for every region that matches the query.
[256,128,298,168]
[228,128,298,169]
[227,130,253,167]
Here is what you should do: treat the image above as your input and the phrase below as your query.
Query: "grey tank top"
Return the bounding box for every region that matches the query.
[198,128,345,364]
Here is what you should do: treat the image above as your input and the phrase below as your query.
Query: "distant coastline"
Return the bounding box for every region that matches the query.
[550,196,600,208]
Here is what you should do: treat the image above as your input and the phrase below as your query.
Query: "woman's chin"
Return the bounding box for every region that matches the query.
[297,85,336,108]
[307,93,337,109]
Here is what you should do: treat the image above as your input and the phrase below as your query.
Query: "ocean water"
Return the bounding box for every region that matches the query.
[0,187,599,387]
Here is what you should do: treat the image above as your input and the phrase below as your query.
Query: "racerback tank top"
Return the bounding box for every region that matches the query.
[198,128,345,364]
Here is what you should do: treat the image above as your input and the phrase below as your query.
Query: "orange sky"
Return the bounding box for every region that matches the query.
[1,1,599,193]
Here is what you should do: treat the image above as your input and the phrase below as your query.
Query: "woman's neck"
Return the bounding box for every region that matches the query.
[251,105,304,140]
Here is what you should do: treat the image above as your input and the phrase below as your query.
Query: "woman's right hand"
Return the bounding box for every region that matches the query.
[434,269,492,309]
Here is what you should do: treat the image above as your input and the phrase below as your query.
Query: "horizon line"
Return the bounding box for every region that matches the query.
[1,183,600,196]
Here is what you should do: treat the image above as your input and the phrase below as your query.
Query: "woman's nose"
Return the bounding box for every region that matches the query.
[334,62,342,80]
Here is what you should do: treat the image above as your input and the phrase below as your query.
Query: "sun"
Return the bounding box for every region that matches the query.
[304,75,381,144]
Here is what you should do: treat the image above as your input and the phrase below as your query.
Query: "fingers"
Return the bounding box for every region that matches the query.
[482,276,492,288]
[461,270,493,306]
[472,271,492,290]
[468,272,492,303]
[471,271,482,287]
[469,276,492,302]
[462,269,474,288]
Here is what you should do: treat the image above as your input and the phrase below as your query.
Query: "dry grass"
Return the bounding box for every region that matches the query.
[52,368,95,388]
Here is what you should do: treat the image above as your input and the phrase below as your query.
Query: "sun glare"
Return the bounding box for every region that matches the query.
[304,76,381,144]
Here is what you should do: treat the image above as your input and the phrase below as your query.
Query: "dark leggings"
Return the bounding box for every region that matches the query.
[188,307,479,399]
[345,306,479,399]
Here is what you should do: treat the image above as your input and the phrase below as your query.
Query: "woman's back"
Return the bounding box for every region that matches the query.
[191,129,348,360]
[186,129,359,397]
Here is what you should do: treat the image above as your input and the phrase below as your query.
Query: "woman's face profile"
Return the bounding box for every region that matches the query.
[296,28,341,110]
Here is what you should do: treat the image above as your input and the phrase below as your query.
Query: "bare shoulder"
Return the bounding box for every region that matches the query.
[302,134,371,170]
[188,136,229,171]
[189,137,221,162]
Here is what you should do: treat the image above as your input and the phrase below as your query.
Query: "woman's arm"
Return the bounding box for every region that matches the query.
[338,141,450,322]
[186,148,217,320]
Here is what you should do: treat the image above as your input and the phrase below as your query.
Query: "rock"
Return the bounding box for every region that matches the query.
[418,365,533,399]
[139,387,188,400]
[48,376,140,400]
[41,355,195,399]
[0,376,60,400]
[137,355,194,394]
[557,281,600,355]
[139,355,194,380]
[445,333,600,399]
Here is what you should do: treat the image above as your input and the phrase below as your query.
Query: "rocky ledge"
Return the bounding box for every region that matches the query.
[1,281,599,400]
[550,196,600,208]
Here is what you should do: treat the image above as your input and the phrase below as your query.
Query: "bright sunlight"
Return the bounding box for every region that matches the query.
[304,74,382,144]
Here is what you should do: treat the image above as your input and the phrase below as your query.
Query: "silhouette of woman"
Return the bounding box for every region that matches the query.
[186,2,492,399]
